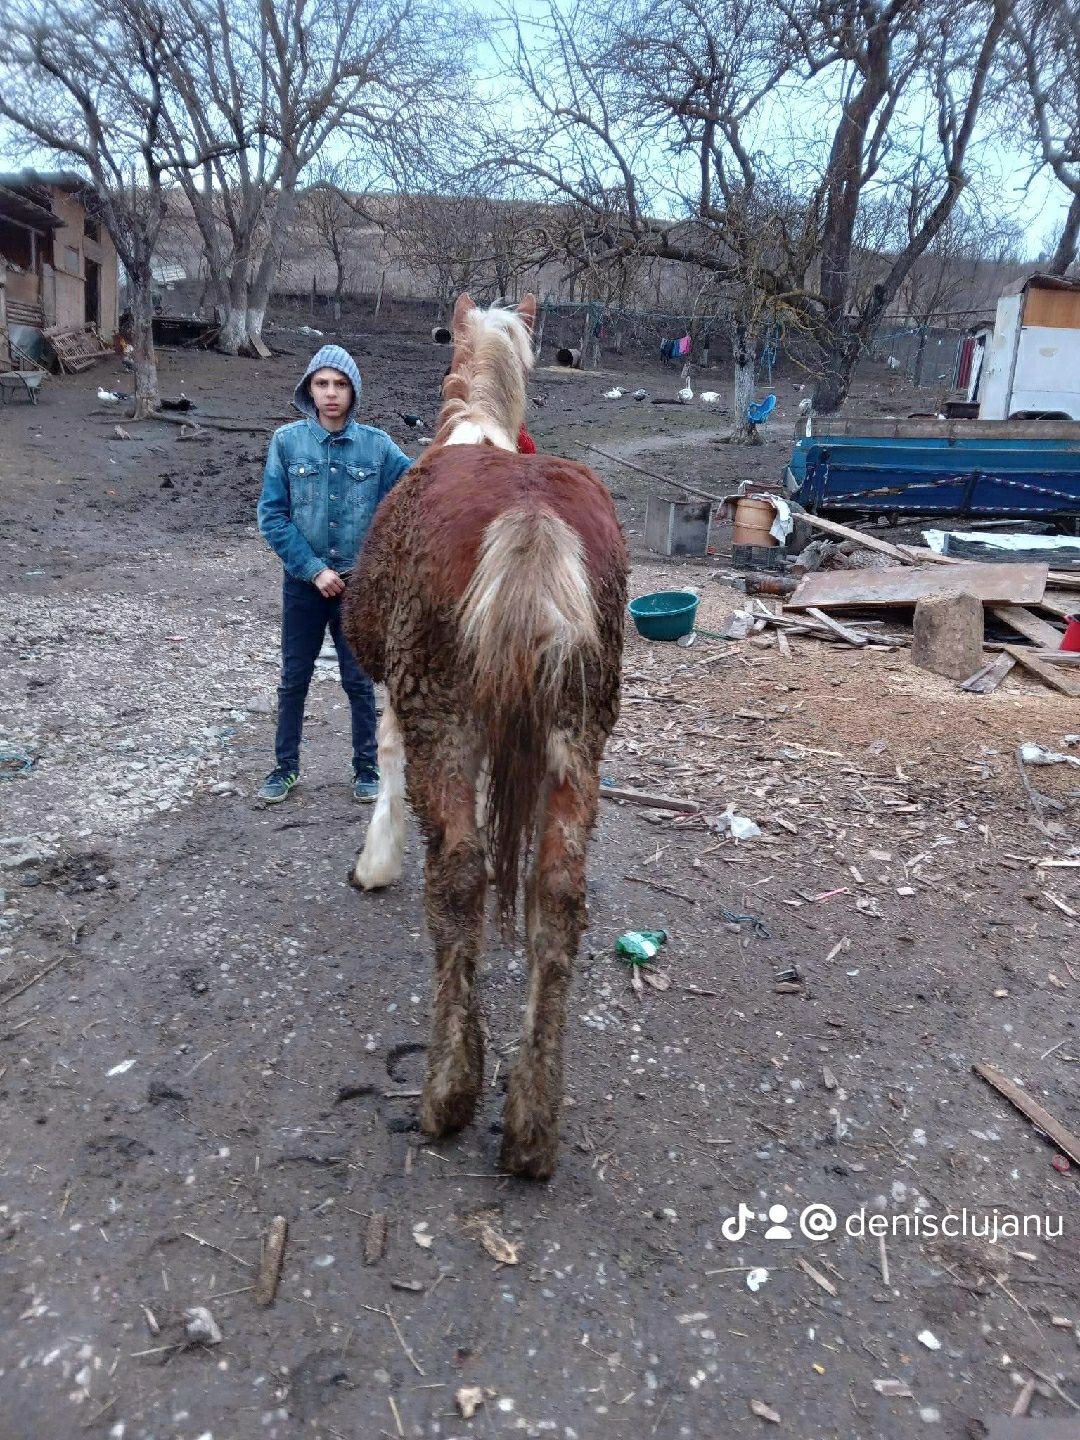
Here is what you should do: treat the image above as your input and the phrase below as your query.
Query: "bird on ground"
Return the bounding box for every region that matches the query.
[632,388,649,401]
[678,378,693,403]
[97,387,124,403]
[604,387,624,399]
[798,397,813,416]
[699,391,720,403]
[399,413,424,428]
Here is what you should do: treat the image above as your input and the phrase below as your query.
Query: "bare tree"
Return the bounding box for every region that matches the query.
[900,206,1023,381]
[0,0,224,415]
[153,0,472,354]
[1008,0,1080,274]
[784,0,1015,410]
[297,162,378,316]
[389,187,546,312]
[488,0,815,431]
[490,0,1013,414]
[391,191,494,313]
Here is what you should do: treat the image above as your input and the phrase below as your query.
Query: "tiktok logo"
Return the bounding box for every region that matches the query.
[721,1202,809,1242]
[721,1203,755,1241]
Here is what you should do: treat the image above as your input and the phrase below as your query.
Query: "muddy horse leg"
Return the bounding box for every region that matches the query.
[501,752,597,1179]
[411,735,487,1137]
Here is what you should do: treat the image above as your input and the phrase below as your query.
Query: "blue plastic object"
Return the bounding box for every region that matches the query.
[747,393,777,425]
[628,590,700,641]
[0,750,33,781]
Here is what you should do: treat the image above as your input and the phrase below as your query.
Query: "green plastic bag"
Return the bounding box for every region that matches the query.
[615,929,668,964]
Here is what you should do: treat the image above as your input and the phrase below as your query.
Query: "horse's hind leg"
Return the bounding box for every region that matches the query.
[501,743,597,1180]
[409,731,487,1137]
[352,703,406,890]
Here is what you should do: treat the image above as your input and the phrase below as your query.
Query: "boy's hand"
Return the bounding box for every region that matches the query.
[313,568,346,598]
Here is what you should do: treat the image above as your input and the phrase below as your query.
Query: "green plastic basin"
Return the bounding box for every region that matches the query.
[628,589,700,641]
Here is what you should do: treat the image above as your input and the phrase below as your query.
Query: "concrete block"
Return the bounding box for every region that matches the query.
[912,589,984,680]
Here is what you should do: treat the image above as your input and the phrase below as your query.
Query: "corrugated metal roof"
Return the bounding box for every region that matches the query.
[0,167,93,193]
[151,261,187,285]
[1003,271,1080,296]
[0,182,63,230]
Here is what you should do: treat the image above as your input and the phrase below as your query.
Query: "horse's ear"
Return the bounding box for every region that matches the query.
[453,293,476,331]
[516,294,537,332]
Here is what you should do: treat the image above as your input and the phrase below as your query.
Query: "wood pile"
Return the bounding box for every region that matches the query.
[770,514,1080,698]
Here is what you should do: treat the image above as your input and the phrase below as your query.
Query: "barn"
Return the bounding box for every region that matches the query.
[0,169,119,367]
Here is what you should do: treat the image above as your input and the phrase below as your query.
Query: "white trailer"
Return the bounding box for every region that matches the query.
[977,274,1080,421]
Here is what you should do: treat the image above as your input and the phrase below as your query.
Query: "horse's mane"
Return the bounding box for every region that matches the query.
[435,304,535,451]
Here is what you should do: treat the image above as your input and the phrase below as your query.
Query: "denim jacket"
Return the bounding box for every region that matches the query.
[257,418,412,582]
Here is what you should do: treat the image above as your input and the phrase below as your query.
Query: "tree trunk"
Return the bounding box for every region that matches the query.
[812,333,859,413]
[130,268,160,420]
[246,249,276,350]
[727,319,760,443]
[813,2,1010,413]
[217,253,251,355]
[177,171,229,323]
[812,30,891,418]
[1048,192,1080,276]
[245,189,299,350]
[913,325,928,387]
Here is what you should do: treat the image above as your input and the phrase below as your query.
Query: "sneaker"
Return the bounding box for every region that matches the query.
[257,767,298,804]
[352,767,380,804]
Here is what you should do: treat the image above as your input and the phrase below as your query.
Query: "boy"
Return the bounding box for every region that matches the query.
[256,345,411,804]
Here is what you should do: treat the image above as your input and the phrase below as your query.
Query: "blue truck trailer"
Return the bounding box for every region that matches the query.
[787,417,1080,524]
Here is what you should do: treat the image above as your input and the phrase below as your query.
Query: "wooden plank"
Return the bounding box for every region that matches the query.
[1004,645,1080,696]
[797,511,914,563]
[788,563,1049,611]
[600,785,698,814]
[974,1062,1080,1168]
[960,653,1016,693]
[1028,650,1080,664]
[897,544,967,566]
[1037,591,1080,622]
[802,416,1080,442]
[987,604,1064,648]
[805,607,870,646]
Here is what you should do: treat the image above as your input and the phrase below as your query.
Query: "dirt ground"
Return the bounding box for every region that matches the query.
[1,313,1078,1440]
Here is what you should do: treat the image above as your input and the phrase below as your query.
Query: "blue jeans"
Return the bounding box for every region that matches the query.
[274,573,377,776]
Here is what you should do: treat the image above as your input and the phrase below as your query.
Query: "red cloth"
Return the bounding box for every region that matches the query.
[517,424,537,455]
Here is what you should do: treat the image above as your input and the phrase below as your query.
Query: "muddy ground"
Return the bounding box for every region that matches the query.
[1,312,1078,1440]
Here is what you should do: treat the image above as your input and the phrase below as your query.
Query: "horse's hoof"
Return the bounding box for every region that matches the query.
[499,1125,558,1181]
[350,854,398,891]
[419,1079,480,1138]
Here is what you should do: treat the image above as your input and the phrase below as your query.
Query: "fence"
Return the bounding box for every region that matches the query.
[868,326,964,389]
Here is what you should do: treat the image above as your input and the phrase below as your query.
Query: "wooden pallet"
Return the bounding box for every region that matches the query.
[43,323,112,373]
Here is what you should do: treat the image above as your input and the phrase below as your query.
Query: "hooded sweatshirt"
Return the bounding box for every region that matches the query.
[257,345,412,582]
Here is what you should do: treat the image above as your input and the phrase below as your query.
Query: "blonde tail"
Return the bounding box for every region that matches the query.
[458,507,598,917]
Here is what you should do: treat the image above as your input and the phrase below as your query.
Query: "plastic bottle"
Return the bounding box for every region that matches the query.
[615,929,668,963]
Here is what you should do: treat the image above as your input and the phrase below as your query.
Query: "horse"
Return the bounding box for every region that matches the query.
[342,293,628,1179]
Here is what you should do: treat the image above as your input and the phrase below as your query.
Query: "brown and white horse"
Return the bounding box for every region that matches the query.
[343,293,628,1178]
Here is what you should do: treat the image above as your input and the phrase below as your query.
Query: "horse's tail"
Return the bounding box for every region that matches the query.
[458,505,599,920]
